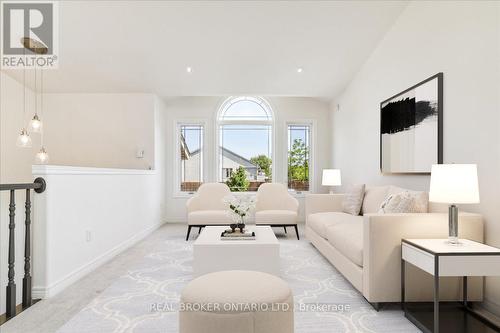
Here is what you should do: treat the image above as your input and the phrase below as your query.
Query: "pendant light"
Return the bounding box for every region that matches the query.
[17,46,32,148]
[35,68,49,164]
[16,128,32,147]
[30,114,42,132]
[30,68,42,132]
[35,146,49,164]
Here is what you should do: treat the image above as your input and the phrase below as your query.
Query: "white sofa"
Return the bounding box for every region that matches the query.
[305,185,484,306]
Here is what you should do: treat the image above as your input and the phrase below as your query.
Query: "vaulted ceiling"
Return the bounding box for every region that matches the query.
[2,1,408,100]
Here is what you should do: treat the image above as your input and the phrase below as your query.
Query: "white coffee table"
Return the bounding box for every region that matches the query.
[193,226,280,277]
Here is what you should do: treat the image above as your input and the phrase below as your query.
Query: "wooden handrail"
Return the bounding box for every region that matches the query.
[0,177,46,193]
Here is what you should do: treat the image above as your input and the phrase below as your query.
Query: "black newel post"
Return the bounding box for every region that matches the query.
[22,189,32,307]
[6,190,16,318]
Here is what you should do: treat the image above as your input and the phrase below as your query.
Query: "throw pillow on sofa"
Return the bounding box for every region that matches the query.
[378,191,428,214]
[409,190,429,213]
[342,184,366,215]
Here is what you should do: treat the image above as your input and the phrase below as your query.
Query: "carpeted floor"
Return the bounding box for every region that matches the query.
[54,225,419,333]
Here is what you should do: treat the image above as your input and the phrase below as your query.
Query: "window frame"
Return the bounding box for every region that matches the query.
[215,96,276,190]
[174,120,206,197]
[284,120,315,196]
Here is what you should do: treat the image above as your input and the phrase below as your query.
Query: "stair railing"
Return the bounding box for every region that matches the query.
[0,177,46,321]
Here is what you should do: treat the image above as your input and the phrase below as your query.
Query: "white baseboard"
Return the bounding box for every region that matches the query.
[32,221,164,299]
[164,217,187,223]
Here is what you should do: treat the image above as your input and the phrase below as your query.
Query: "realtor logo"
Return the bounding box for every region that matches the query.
[1,1,59,68]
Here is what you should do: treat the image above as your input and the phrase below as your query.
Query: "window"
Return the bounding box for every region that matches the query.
[179,124,203,193]
[287,124,311,192]
[224,168,233,178]
[218,97,273,192]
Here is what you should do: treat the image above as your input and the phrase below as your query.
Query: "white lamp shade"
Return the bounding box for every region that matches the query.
[322,169,341,186]
[429,164,480,204]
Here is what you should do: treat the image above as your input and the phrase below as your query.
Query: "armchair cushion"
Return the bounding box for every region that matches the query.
[188,211,233,225]
[255,210,297,225]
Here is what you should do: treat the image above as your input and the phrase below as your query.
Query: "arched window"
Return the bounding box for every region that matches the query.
[217,97,273,191]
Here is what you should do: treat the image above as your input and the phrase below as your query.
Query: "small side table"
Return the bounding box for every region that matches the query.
[401,238,500,333]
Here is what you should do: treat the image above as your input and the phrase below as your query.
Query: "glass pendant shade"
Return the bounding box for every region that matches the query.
[35,147,49,164]
[16,128,32,148]
[30,114,42,132]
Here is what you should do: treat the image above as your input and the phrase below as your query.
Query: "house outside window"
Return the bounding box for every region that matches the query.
[217,96,273,192]
[179,124,204,192]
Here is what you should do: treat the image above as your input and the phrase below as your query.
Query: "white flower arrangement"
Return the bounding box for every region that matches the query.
[223,194,256,224]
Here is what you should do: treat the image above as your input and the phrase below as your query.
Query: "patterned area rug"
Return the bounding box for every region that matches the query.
[57,235,419,333]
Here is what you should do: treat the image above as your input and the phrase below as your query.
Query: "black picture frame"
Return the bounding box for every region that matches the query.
[380,73,443,174]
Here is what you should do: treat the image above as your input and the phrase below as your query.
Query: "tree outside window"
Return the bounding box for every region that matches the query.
[218,97,273,192]
[288,125,311,192]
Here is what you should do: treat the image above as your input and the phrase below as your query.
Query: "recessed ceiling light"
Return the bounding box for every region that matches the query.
[186,67,193,73]
[296,67,303,73]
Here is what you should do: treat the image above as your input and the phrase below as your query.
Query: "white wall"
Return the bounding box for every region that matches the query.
[42,93,156,169]
[0,75,167,308]
[0,73,40,180]
[163,96,332,222]
[331,1,500,312]
[154,96,168,221]
[31,165,164,298]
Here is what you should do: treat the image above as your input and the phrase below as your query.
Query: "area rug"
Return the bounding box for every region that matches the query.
[57,235,419,333]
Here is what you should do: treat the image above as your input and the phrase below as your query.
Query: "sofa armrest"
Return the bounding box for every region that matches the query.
[363,212,484,303]
[305,194,344,220]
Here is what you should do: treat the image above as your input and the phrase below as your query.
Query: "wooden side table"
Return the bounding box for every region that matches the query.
[401,238,500,333]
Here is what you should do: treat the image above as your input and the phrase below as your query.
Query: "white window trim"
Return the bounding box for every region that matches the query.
[173,119,207,198]
[215,96,276,191]
[284,120,316,197]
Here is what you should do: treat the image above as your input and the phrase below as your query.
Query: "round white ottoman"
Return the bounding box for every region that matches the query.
[179,270,294,333]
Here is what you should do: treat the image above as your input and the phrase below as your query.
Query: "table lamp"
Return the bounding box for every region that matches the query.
[429,164,480,244]
[322,169,341,194]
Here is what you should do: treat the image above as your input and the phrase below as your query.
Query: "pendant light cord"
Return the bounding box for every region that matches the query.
[23,46,26,128]
[34,62,37,117]
[41,68,44,147]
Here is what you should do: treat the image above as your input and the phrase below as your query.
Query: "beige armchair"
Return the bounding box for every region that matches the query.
[255,183,300,239]
[185,183,232,240]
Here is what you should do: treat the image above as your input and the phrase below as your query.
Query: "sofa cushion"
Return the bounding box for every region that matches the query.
[255,210,297,225]
[325,219,363,267]
[388,186,429,213]
[308,212,363,239]
[361,186,390,215]
[379,191,415,213]
[380,190,429,214]
[188,210,233,225]
[342,184,365,215]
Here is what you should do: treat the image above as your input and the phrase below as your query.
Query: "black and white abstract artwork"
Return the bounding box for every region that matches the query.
[380,73,443,173]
